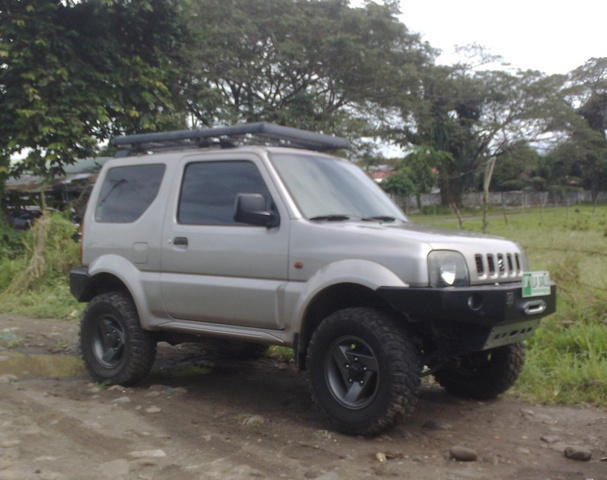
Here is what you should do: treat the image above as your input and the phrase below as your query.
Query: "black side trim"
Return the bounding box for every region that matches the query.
[69,266,92,302]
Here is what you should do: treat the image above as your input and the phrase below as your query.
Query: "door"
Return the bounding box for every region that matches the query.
[160,155,290,329]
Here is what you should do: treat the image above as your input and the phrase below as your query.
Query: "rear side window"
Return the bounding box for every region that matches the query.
[178,160,271,225]
[95,164,165,223]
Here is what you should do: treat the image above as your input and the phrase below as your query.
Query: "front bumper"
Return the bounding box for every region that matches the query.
[377,281,556,351]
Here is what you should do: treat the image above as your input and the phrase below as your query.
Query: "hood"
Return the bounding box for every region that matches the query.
[291,219,527,286]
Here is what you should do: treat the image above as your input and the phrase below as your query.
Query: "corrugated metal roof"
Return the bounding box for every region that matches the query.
[6,157,111,192]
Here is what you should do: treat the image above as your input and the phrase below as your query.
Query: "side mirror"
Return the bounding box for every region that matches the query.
[234,193,279,228]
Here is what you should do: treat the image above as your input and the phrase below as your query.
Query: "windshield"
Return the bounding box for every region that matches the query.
[269,153,408,222]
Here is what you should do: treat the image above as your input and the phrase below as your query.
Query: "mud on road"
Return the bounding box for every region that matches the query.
[0,313,606,480]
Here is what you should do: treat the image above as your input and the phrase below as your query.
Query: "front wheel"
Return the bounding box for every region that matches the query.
[307,308,421,435]
[80,292,156,386]
[433,342,525,400]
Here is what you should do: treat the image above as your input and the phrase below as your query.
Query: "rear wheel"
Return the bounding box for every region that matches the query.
[80,292,156,386]
[433,342,525,400]
[307,308,421,435]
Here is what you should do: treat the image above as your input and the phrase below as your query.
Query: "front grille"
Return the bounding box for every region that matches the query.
[474,252,522,279]
[487,255,495,274]
[497,254,505,273]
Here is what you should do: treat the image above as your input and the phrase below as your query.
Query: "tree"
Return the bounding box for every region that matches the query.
[490,141,542,191]
[382,146,443,209]
[381,169,416,200]
[559,58,607,203]
[389,46,573,206]
[0,0,189,202]
[182,0,435,137]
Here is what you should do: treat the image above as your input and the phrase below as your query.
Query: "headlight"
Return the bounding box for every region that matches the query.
[428,251,469,287]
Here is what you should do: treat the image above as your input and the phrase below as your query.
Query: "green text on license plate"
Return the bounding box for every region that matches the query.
[522,271,551,298]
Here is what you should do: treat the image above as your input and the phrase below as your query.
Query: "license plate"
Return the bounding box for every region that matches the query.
[522,271,551,297]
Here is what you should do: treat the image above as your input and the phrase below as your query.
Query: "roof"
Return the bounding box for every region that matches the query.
[6,157,111,193]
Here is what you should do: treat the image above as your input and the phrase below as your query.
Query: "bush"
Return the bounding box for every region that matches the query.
[0,210,83,319]
[495,179,528,191]
[0,211,26,260]
[2,211,79,294]
[530,176,547,191]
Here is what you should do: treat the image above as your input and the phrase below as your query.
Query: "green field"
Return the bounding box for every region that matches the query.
[411,205,607,406]
[2,206,606,407]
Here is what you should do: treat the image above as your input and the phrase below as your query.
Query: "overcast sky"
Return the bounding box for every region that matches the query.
[397,1,606,75]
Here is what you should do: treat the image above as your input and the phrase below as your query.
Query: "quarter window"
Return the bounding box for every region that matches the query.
[95,164,165,223]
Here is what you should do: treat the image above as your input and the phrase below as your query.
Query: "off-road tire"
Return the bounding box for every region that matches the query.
[433,342,525,400]
[80,292,156,386]
[307,307,421,436]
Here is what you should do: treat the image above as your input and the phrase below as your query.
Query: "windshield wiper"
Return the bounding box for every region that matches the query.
[362,216,397,223]
[309,214,351,221]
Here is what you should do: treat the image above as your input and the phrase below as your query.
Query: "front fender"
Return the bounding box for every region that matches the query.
[288,259,408,333]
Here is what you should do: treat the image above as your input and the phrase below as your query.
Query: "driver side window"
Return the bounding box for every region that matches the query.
[177,160,272,226]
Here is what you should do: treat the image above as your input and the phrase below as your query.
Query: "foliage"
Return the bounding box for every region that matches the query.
[0,0,605,211]
[389,46,576,206]
[0,282,83,320]
[382,145,443,208]
[1,211,79,294]
[490,142,542,191]
[0,0,189,196]
[381,169,416,198]
[0,210,82,318]
[521,248,607,405]
[402,146,443,193]
[182,0,435,136]
[412,205,607,406]
[0,211,27,259]
[406,63,485,206]
[550,58,607,201]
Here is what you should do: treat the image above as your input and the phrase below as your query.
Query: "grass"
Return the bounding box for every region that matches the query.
[1,205,606,408]
[411,204,607,407]
[0,283,83,320]
[0,211,84,320]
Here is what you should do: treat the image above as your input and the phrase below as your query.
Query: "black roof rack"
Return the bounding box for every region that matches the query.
[111,122,350,156]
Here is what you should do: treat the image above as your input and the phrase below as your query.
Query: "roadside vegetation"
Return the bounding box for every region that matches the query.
[0,211,82,319]
[410,204,607,407]
[2,2,607,211]
[1,205,605,408]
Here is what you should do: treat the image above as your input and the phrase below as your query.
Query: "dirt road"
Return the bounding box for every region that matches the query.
[0,314,605,480]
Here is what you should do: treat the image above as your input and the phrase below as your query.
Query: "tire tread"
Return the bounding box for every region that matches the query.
[80,291,156,386]
[434,342,525,400]
[307,307,421,435]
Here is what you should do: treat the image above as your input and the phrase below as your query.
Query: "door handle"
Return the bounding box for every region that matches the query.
[173,236,188,246]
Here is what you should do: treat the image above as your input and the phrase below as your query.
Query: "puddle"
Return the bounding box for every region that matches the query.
[0,352,85,379]
[0,352,212,381]
[0,333,21,348]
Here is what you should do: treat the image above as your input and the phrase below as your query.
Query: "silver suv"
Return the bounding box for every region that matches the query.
[70,123,556,435]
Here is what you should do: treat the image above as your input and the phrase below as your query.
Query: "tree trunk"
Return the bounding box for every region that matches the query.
[482,157,496,233]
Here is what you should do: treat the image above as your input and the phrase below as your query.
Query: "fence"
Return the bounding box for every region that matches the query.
[394,190,607,212]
